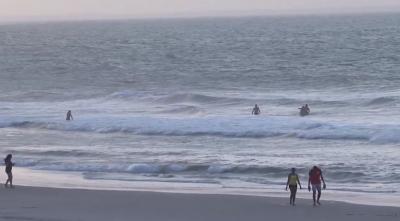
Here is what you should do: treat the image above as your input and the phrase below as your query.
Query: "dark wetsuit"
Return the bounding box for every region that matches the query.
[252,107,260,115]
[66,111,73,121]
[5,159,12,174]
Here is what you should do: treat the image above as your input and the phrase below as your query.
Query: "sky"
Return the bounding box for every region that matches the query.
[1,0,400,21]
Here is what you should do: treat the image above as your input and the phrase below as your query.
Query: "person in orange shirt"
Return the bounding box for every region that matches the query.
[308,166,326,206]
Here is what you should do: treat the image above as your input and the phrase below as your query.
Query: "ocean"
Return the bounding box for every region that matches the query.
[1,14,400,201]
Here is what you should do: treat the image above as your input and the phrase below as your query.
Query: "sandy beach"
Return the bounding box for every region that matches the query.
[2,12,400,221]
[0,185,398,221]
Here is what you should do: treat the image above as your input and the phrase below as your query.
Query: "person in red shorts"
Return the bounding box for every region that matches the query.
[308,166,326,206]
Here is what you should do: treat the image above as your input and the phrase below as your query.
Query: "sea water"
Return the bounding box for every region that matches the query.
[0,14,400,201]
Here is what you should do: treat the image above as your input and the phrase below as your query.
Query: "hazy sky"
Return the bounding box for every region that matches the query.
[1,0,400,21]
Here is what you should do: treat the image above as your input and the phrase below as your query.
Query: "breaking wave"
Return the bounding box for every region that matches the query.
[1,116,400,144]
[365,97,397,106]
[16,160,372,183]
[104,91,353,108]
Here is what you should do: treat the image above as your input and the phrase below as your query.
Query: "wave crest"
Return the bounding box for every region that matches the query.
[365,97,397,106]
[1,116,400,144]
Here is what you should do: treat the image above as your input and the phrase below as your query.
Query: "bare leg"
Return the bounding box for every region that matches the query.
[6,173,13,188]
[290,192,294,205]
[317,190,321,205]
[293,193,296,205]
[312,190,317,206]
[9,173,13,188]
[5,172,9,187]
[289,186,297,205]
[292,187,297,206]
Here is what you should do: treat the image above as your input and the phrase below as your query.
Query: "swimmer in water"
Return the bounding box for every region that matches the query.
[66,110,73,121]
[299,104,310,116]
[252,104,261,115]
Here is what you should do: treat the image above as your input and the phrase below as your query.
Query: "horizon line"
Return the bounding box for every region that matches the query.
[1,8,400,25]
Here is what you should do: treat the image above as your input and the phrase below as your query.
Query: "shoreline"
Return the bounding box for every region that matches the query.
[7,168,400,208]
[0,185,399,221]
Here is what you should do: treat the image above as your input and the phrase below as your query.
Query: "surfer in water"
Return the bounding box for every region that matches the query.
[252,104,261,115]
[66,110,73,121]
[286,168,302,206]
[299,104,310,116]
[304,104,310,113]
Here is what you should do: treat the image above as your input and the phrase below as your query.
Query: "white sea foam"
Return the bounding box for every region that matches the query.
[0,115,398,144]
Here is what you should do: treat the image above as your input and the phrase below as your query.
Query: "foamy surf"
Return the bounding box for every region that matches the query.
[1,116,400,144]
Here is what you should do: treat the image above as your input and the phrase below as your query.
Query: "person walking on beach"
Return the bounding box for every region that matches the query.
[4,154,14,188]
[66,110,73,121]
[252,104,261,115]
[286,168,302,206]
[308,166,326,206]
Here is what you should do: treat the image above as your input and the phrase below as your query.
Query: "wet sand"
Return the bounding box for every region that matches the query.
[0,185,399,221]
